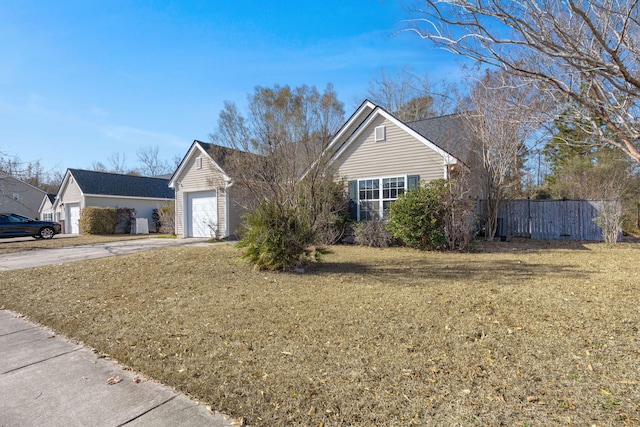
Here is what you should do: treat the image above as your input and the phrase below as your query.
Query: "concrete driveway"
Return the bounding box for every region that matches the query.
[0,237,215,271]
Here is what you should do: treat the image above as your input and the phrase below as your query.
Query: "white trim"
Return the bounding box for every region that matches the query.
[82,194,173,201]
[224,187,230,237]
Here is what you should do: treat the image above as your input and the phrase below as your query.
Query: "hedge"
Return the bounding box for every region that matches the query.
[79,206,117,234]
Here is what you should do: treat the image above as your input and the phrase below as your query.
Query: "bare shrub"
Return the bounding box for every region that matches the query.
[157,201,175,234]
[443,170,478,251]
[594,200,623,243]
[354,220,393,248]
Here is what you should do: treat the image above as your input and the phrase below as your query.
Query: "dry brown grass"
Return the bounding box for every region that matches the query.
[1,239,639,426]
[0,234,171,255]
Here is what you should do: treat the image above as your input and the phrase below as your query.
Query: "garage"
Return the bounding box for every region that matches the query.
[187,191,217,238]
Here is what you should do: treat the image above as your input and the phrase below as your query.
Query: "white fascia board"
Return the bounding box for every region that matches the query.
[324,100,377,155]
[83,194,174,201]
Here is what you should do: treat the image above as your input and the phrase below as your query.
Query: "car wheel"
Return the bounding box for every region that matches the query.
[39,227,55,239]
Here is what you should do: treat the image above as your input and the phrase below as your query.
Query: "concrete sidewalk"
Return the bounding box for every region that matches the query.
[0,238,216,271]
[0,310,241,427]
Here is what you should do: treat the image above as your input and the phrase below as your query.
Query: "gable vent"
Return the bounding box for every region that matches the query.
[375,125,386,142]
[196,156,203,170]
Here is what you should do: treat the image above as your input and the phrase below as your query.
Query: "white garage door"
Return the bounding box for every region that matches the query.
[188,191,217,238]
[68,204,80,234]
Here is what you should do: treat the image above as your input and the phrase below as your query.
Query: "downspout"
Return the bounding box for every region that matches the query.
[224,178,234,238]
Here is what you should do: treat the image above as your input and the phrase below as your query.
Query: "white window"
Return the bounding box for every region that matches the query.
[357,176,405,220]
[195,156,203,170]
[12,193,19,201]
[374,125,386,142]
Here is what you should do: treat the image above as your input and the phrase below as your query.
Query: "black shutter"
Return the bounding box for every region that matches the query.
[407,175,420,190]
[348,180,358,221]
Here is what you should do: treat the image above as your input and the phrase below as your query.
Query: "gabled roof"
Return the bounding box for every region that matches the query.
[0,174,47,195]
[327,100,462,167]
[169,140,257,188]
[66,169,174,199]
[38,193,56,213]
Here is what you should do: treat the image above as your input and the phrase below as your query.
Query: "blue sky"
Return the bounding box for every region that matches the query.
[0,1,463,175]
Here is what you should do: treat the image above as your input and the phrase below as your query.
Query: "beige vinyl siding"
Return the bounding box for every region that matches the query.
[57,180,83,220]
[334,115,447,182]
[227,186,253,238]
[0,177,46,219]
[174,151,227,237]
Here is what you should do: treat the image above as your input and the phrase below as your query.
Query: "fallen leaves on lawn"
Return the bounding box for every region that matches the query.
[106,376,122,385]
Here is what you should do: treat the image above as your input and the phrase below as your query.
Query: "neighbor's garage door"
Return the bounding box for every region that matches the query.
[187,191,217,238]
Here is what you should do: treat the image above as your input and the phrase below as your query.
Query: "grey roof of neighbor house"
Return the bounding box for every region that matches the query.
[68,169,174,199]
[405,113,477,166]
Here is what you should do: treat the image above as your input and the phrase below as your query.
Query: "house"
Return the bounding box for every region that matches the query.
[38,193,56,221]
[170,102,479,238]
[0,175,47,219]
[53,169,174,234]
[169,141,249,238]
[324,100,479,221]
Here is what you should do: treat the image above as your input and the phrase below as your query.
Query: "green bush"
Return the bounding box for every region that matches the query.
[354,220,393,248]
[386,179,447,250]
[79,206,117,235]
[236,200,327,271]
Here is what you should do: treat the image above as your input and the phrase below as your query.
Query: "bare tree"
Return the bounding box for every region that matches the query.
[365,66,455,121]
[405,0,640,163]
[92,152,136,175]
[211,84,346,269]
[463,69,548,240]
[136,145,172,176]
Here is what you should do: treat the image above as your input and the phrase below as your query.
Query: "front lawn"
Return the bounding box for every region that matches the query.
[1,241,638,426]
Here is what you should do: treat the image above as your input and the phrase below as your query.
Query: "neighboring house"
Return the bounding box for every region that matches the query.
[0,175,47,219]
[38,193,56,221]
[169,140,249,238]
[325,100,479,221]
[53,169,174,234]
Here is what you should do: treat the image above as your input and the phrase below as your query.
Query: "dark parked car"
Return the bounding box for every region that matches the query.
[0,213,62,239]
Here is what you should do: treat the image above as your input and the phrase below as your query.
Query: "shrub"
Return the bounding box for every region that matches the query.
[594,200,623,243]
[442,171,478,251]
[354,220,393,248]
[79,206,117,234]
[115,208,135,234]
[314,180,351,245]
[236,199,327,271]
[156,202,175,234]
[387,180,447,250]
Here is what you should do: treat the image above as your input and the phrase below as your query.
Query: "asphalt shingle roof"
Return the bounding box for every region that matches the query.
[68,169,174,199]
[195,141,258,171]
[405,113,476,166]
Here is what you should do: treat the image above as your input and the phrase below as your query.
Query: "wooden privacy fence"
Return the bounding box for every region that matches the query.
[477,199,622,241]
